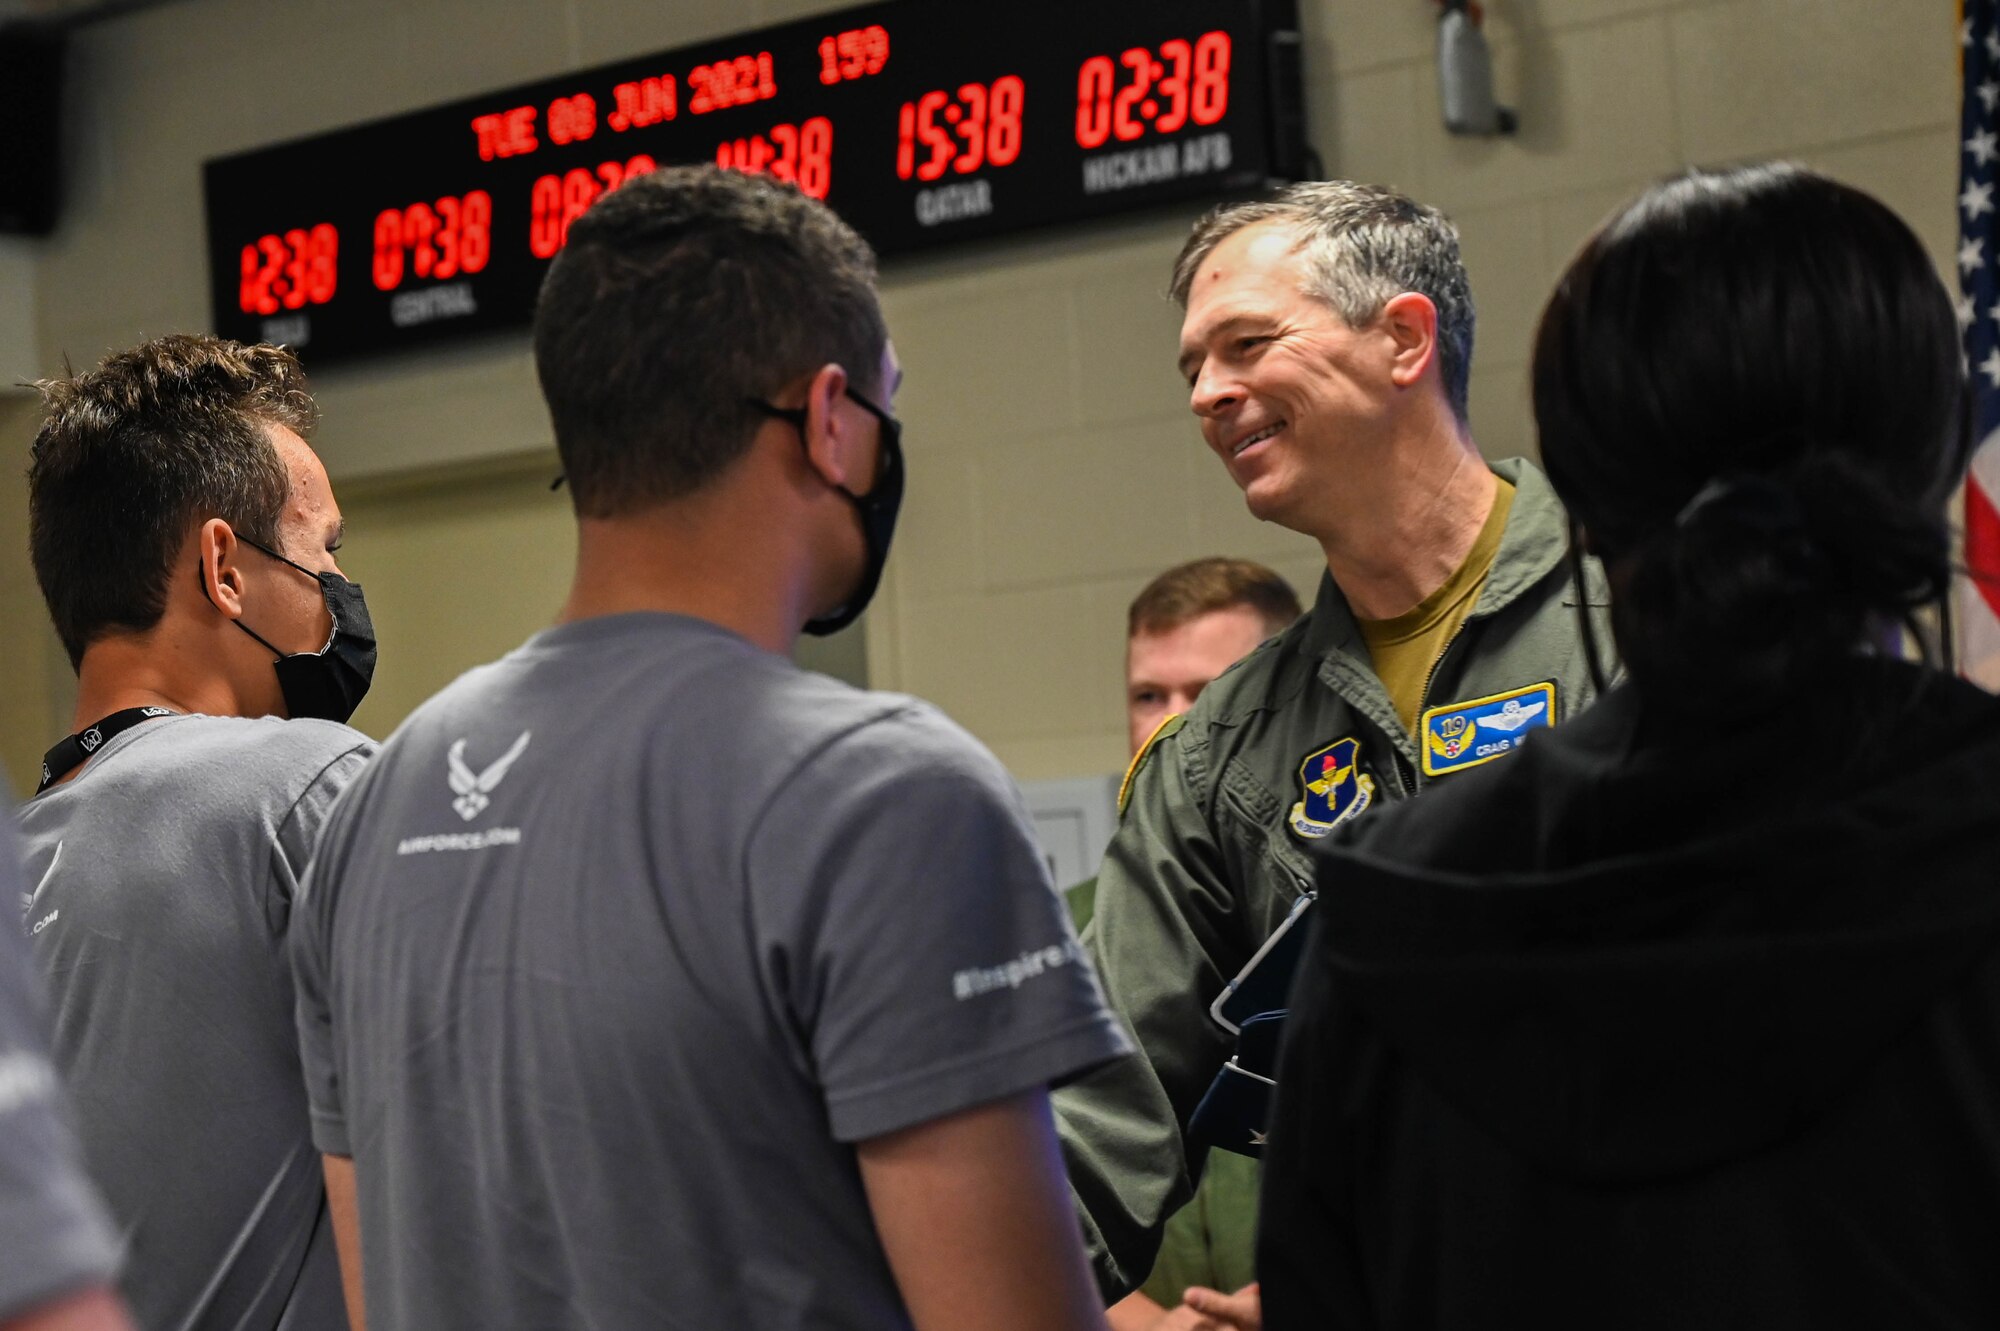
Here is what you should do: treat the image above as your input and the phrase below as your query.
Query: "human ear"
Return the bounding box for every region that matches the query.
[799,362,858,489]
[197,518,248,620]
[1380,291,1440,392]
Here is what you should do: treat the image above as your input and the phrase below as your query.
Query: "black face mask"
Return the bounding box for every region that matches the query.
[752,386,906,637]
[214,537,378,723]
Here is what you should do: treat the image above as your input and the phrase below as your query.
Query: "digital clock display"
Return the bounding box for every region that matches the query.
[204,0,1305,365]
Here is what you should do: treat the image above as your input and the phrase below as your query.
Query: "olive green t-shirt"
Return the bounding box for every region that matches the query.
[1358,478,1516,736]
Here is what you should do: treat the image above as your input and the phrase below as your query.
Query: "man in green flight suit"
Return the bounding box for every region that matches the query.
[1055,181,1612,1320]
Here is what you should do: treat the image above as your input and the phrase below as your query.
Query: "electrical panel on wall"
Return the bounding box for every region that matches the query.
[1018,775,1122,895]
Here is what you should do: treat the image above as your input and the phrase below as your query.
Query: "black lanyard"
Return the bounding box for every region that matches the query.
[37,707,178,794]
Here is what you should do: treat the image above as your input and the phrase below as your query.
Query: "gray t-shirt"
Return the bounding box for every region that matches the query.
[18,714,374,1331]
[293,613,1130,1330]
[0,803,121,1320]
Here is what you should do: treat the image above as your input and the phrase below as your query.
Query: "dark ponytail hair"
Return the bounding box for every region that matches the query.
[1533,163,1968,696]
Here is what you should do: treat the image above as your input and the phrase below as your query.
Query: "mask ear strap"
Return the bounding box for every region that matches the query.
[230,618,288,662]
[194,555,287,662]
[748,397,872,503]
[1567,520,1609,696]
[236,533,320,578]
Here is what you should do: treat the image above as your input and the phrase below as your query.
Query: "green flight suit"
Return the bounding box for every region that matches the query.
[1069,876,1261,1307]
[1056,458,1615,1297]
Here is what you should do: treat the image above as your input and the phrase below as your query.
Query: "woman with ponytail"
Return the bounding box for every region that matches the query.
[1258,163,2000,1330]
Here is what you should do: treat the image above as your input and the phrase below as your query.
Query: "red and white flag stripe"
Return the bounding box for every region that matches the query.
[1960,1,2000,687]
[1965,438,2000,687]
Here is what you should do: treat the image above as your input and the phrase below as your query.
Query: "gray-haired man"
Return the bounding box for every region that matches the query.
[1056,181,1610,1306]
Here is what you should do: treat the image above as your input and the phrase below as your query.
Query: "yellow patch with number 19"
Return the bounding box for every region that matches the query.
[1420,681,1557,777]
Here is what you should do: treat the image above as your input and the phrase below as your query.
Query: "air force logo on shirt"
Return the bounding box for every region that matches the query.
[1421,682,1556,777]
[1288,736,1375,840]
[397,732,533,857]
[447,731,532,821]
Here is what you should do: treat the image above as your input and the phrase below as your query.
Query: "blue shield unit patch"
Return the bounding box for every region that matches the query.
[1421,681,1557,777]
[1288,736,1375,839]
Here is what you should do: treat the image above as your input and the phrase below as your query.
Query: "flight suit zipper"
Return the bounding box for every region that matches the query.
[1399,633,1464,796]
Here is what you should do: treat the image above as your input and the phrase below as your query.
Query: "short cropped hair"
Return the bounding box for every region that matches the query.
[533,165,889,519]
[1170,181,1475,421]
[1128,557,1302,640]
[28,334,314,670]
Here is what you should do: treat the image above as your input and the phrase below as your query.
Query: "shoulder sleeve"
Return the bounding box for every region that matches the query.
[287,755,374,1159]
[268,739,377,928]
[0,815,121,1316]
[744,705,1131,1145]
[1053,721,1249,1299]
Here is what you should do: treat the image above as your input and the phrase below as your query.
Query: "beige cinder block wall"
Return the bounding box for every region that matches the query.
[1,0,1960,787]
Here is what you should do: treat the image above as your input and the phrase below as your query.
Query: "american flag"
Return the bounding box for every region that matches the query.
[1960,1,2000,687]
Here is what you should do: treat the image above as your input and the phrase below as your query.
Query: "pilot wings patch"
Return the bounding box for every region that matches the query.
[1420,682,1556,777]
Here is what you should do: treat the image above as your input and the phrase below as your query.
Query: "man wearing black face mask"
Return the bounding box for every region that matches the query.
[19,335,374,1331]
[289,166,1126,1331]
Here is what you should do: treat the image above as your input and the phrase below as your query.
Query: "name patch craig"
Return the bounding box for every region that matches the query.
[1288,736,1376,839]
[1421,681,1556,777]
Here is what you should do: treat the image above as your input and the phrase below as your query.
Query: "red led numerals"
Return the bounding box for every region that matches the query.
[1191,34,1232,124]
[1151,39,1193,135]
[608,76,677,131]
[688,52,776,114]
[895,76,1023,183]
[1076,31,1230,150]
[371,192,491,292]
[547,94,597,145]
[238,224,338,315]
[716,118,832,199]
[818,25,889,84]
[528,155,659,260]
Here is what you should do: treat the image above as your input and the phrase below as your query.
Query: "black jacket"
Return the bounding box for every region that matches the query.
[1261,658,2000,1330]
